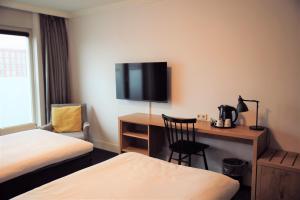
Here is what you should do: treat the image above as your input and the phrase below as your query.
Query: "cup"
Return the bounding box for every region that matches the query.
[215,119,223,127]
[224,119,231,127]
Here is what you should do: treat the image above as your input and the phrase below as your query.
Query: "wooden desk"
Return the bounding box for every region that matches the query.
[119,113,268,200]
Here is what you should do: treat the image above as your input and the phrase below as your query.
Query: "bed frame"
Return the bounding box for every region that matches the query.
[0,151,92,200]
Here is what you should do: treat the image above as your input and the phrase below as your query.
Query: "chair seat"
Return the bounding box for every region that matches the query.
[170,140,209,154]
[60,132,85,140]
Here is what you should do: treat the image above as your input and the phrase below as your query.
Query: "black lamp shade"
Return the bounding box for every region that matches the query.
[237,96,248,112]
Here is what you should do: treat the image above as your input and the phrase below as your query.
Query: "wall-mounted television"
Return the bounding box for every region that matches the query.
[115,62,167,102]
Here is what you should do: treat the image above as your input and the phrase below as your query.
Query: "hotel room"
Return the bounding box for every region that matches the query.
[0,0,299,199]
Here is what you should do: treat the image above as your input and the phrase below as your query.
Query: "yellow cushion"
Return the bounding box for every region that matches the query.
[52,106,82,133]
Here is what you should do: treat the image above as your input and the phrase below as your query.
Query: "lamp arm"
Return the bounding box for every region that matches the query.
[243,99,259,103]
[242,98,260,128]
[255,101,259,128]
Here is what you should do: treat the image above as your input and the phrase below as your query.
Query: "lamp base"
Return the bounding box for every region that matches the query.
[249,125,265,131]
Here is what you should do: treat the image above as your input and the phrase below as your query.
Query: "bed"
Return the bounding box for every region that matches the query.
[0,129,93,199]
[14,152,239,200]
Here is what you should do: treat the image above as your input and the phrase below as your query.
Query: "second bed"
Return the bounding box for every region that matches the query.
[15,152,239,200]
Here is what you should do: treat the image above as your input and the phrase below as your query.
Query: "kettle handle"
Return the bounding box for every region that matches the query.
[232,107,238,123]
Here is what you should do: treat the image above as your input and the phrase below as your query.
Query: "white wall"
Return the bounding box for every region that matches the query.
[68,0,300,182]
[0,6,33,29]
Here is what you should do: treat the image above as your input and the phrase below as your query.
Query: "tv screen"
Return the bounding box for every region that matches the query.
[115,62,167,102]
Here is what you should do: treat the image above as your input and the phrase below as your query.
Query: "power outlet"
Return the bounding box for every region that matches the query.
[197,114,208,121]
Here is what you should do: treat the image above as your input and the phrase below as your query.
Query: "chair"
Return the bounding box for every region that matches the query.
[41,104,90,140]
[162,114,209,169]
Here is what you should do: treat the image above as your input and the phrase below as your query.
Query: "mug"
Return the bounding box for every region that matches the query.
[215,119,223,127]
[224,119,231,127]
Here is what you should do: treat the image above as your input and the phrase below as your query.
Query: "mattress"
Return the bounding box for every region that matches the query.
[15,152,239,200]
[0,129,93,183]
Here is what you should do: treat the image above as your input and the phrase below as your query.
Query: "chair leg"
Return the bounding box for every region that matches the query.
[168,150,173,162]
[202,150,208,170]
[178,153,182,165]
[188,154,191,167]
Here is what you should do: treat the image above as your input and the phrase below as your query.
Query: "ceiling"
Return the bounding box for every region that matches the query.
[0,0,127,17]
[3,0,126,11]
[13,0,126,11]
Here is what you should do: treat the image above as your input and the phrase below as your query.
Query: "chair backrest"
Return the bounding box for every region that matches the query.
[51,103,87,124]
[162,114,197,146]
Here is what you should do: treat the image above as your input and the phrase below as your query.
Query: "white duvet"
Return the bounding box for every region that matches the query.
[0,129,93,183]
[15,152,239,200]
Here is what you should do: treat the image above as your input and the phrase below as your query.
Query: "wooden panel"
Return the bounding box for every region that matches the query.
[294,155,300,169]
[282,152,298,167]
[257,130,268,157]
[251,140,258,200]
[147,125,150,156]
[258,149,300,173]
[253,130,268,199]
[119,113,265,140]
[118,120,122,153]
[120,119,150,156]
[258,166,300,200]
[123,132,148,140]
[271,151,287,164]
[256,165,262,200]
[122,146,148,155]
[259,149,277,163]
[119,113,153,126]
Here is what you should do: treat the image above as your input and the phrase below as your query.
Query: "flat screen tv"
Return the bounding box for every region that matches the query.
[115,62,167,102]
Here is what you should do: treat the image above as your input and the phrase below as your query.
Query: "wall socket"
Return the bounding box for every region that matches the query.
[197,114,208,121]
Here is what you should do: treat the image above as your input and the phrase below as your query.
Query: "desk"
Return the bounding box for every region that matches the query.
[119,113,268,200]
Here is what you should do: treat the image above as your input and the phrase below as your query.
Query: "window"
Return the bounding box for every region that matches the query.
[0,30,34,128]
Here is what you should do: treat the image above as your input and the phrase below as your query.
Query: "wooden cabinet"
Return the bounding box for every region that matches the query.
[119,119,164,156]
[120,122,149,155]
[256,149,300,200]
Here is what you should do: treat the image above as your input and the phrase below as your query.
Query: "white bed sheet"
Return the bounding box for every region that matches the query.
[0,129,93,183]
[15,152,239,200]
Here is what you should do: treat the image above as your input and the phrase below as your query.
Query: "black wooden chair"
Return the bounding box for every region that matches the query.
[162,114,209,169]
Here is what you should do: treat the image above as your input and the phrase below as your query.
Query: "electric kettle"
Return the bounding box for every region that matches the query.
[218,105,238,127]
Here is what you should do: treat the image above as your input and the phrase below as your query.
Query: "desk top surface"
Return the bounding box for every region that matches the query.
[119,113,266,141]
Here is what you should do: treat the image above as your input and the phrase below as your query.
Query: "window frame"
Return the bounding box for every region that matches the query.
[0,25,37,128]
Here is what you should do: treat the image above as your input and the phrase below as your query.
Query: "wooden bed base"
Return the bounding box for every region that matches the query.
[0,151,92,200]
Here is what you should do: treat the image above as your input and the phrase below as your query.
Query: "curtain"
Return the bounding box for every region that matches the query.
[40,14,70,123]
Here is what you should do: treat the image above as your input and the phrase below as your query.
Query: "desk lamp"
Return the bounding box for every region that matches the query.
[237,95,264,131]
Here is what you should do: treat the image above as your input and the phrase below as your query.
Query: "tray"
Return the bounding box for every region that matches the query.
[211,124,236,129]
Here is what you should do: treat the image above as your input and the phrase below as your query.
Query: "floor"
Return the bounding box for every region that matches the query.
[91,148,250,200]
[232,186,251,200]
[91,147,118,164]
